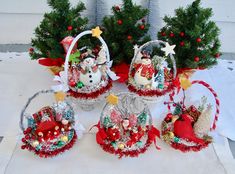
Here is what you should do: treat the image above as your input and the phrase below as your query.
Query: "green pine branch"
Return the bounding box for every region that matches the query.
[30,0,88,60]
[101,0,150,65]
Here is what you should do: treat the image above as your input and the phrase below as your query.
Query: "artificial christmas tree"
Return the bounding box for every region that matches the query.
[29,0,89,71]
[102,0,151,65]
[158,0,221,69]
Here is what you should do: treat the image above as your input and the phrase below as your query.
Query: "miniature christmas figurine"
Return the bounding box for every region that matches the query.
[134,51,155,87]
[78,53,102,86]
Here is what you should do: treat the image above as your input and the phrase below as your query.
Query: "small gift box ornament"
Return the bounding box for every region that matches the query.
[53,27,118,111]
[127,41,177,102]
[92,93,161,158]
[161,80,220,152]
[20,90,79,158]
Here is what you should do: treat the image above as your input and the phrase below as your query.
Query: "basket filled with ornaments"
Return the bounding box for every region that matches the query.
[20,90,81,158]
[161,79,220,152]
[92,93,161,158]
[127,40,177,102]
[53,27,118,111]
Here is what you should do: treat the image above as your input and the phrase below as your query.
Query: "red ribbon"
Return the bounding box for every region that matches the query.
[148,126,161,150]
[38,58,64,67]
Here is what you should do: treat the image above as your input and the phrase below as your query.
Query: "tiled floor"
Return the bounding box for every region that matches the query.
[0,44,234,158]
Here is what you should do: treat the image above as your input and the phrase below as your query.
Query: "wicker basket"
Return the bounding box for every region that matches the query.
[92,92,160,158]
[127,40,177,103]
[62,27,116,111]
[161,80,220,152]
[20,90,77,157]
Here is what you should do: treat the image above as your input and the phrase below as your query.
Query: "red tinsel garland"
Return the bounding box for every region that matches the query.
[127,83,176,97]
[99,139,152,158]
[170,141,209,152]
[68,79,113,99]
[22,131,77,158]
[92,122,160,158]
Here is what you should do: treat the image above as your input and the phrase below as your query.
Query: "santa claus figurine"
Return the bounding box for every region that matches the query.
[78,52,102,87]
[134,51,155,87]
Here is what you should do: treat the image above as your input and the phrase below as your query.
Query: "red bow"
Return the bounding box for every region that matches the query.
[38,58,64,67]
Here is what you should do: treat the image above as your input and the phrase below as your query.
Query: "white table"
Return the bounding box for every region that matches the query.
[0,52,235,174]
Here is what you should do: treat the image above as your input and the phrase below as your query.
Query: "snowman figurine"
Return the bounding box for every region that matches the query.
[78,54,102,87]
[134,51,155,87]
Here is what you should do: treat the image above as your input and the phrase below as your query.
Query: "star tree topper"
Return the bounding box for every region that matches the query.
[161,42,176,56]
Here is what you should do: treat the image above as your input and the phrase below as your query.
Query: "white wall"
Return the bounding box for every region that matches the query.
[0,0,234,53]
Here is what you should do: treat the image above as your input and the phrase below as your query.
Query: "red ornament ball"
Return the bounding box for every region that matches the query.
[117,20,123,25]
[29,47,34,53]
[215,53,220,58]
[127,35,132,40]
[194,56,200,62]
[169,32,174,37]
[69,80,76,87]
[196,38,202,43]
[180,41,185,47]
[67,26,73,31]
[180,32,185,37]
[139,25,145,30]
[161,32,166,36]
[115,6,120,11]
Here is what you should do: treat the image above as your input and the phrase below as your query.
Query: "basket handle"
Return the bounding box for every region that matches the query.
[191,80,220,131]
[129,40,177,79]
[20,90,54,131]
[64,29,110,84]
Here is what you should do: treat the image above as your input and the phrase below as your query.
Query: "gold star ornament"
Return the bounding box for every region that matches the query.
[106,94,119,105]
[92,26,103,38]
[54,91,67,102]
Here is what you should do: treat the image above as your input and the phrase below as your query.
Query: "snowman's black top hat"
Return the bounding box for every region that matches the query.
[141,50,151,59]
[79,47,96,61]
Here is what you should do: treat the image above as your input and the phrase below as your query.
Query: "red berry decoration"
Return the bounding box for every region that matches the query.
[115,6,120,11]
[117,20,123,25]
[161,32,166,36]
[196,38,202,43]
[194,56,200,62]
[127,35,132,40]
[180,32,185,37]
[21,138,26,143]
[29,47,34,53]
[215,53,220,58]
[180,41,185,47]
[67,26,73,31]
[21,145,26,150]
[169,32,174,37]
[139,25,145,30]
